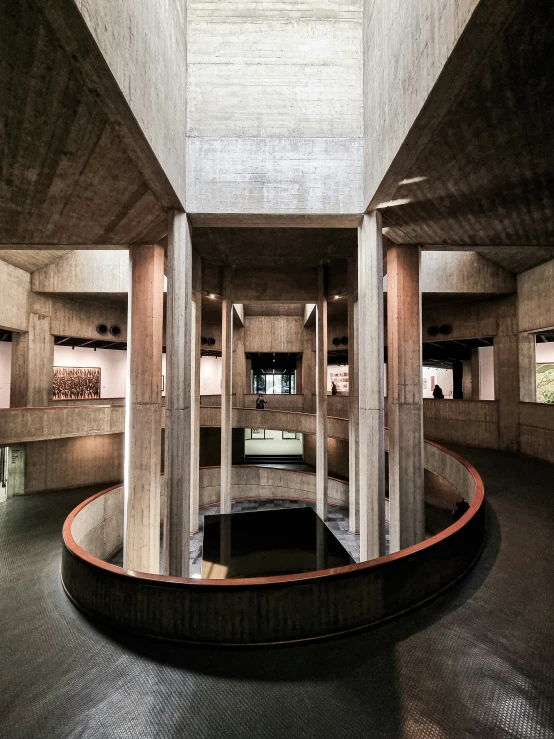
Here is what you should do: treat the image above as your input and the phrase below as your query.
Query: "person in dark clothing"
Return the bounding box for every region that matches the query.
[255,394,267,409]
[433,384,445,399]
[331,381,338,396]
[452,498,471,521]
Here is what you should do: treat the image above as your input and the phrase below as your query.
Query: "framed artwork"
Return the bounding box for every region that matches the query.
[537,363,554,404]
[282,431,297,440]
[53,367,101,400]
[251,429,265,439]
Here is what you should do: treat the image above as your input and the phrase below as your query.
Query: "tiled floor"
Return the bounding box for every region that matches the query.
[1,447,553,738]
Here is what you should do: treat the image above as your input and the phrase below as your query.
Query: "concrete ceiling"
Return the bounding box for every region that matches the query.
[192,228,357,268]
[0,249,67,272]
[380,0,554,274]
[0,0,167,246]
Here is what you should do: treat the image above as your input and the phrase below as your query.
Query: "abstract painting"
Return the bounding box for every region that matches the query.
[53,367,101,400]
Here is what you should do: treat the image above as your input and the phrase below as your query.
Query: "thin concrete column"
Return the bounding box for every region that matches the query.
[233,322,246,408]
[220,275,233,514]
[302,325,316,413]
[10,301,54,408]
[495,303,520,451]
[387,244,424,553]
[163,212,193,577]
[471,347,481,399]
[190,251,202,535]
[347,255,360,534]
[124,245,164,574]
[358,214,386,561]
[519,333,536,403]
[316,266,328,521]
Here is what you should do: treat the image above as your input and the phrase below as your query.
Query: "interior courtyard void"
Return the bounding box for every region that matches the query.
[1,0,553,737]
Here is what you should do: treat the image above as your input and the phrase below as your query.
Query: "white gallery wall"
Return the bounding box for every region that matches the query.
[536,342,554,363]
[244,429,304,457]
[0,342,12,408]
[422,367,454,399]
[200,355,222,395]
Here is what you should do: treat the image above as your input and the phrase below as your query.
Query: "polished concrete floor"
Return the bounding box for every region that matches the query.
[1,447,553,738]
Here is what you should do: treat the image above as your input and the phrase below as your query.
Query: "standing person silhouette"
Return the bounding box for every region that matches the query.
[331,381,338,395]
[256,394,267,409]
[433,384,445,399]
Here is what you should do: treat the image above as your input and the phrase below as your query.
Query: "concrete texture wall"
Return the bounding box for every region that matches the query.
[392,252,515,295]
[0,261,30,332]
[519,403,554,465]
[24,433,124,493]
[75,0,187,206]
[50,296,127,343]
[32,251,130,294]
[518,258,554,332]
[244,316,304,353]
[363,0,480,206]
[304,433,349,480]
[186,0,363,214]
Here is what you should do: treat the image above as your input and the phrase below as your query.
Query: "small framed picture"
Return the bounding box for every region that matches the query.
[251,429,265,439]
[282,431,297,440]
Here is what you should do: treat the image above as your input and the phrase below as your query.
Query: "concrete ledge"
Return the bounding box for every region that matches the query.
[61,445,485,645]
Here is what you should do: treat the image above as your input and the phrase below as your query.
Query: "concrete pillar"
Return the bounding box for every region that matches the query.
[10,303,54,408]
[220,274,233,514]
[123,245,164,575]
[462,359,473,399]
[316,266,328,521]
[233,323,246,407]
[471,348,481,400]
[190,251,202,535]
[519,333,536,403]
[387,244,424,553]
[347,255,360,534]
[358,214,386,560]
[302,326,316,413]
[163,213,193,577]
[495,302,520,451]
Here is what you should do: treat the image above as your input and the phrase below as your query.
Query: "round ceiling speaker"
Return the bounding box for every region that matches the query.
[340,336,348,346]
[332,337,341,346]
[208,337,216,346]
[110,325,121,337]
[428,325,440,337]
[201,336,208,345]
[440,324,452,336]
[96,324,108,335]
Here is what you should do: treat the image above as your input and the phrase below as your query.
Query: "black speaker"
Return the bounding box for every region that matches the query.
[340,336,348,346]
[208,337,216,346]
[201,337,208,345]
[96,324,108,335]
[440,324,452,336]
[110,325,121,337]
[428,325,440,337]
[332,337,341,346]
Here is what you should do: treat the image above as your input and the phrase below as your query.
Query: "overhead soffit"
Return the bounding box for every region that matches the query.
[0,250,68,272]
[380,0,554,274]
[0,0,166,246]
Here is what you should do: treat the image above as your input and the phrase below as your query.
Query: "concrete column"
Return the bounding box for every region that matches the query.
[347,255,360,534]
[124,245,164,575]
[10,304,54,408]
[163,213,193,577]
[302,326,316,413]
[519,333,536,403]
[190,251,202,535]
[471,348,481,400]
[220,275,233,514]
[358,214,386,560]
[495,302,520,451]
[462,359,473,399]
[316,266,328,521]
[233,323,246,407]
[387,244,424,553]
